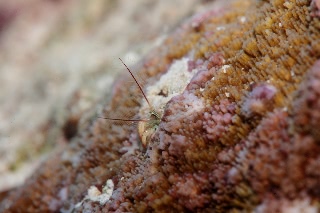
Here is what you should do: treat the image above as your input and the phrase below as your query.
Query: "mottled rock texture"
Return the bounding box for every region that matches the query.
[0,0,196,197]
[1,0,320,212]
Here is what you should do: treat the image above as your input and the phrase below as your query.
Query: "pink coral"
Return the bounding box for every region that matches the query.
[1,0,320,212]
[169,173,210,210]
[241,83,277,118]
[203,99,236,141]
[186,53,224,90]
[311,0,320,17]
[293,60,320,140]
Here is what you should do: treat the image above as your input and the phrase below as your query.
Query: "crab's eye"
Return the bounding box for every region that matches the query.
[150,110,160,120]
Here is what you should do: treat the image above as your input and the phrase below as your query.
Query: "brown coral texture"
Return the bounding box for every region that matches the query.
[1,0,320,212]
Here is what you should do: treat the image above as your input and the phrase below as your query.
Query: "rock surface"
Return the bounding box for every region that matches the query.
[0,0,197,198]
[1,0,320,212]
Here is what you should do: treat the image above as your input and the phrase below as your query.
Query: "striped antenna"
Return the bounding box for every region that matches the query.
[99,58,154,123]
[98,116,150,123]
[118,58,152,109]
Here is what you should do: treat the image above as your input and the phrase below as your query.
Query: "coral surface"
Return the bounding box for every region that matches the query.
[0,0,197,196]
[1,0,320,212]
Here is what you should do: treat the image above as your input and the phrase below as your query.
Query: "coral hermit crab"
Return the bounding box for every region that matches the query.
[99,58,161,149]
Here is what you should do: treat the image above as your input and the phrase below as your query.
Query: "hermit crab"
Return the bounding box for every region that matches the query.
[99,58,161,148]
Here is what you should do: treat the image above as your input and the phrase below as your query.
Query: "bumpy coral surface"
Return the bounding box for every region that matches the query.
[1,0,320,212]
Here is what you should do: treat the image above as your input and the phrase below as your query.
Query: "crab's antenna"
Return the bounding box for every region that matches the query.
[98,116,151,122]
[119,58,152,109]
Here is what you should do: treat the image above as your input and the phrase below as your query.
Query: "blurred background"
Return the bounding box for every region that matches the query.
[0,0,206,197]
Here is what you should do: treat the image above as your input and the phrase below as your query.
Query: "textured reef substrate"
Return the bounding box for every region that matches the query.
[1,0,320,212]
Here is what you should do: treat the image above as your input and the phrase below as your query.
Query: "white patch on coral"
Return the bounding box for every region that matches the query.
[74,179,114,209]
[254,198,318,213]
[88,186,102,197]
[221,65,230,73]
[216,26,225,31]
[239,16,246,23]
[139,57,198,118]
[283,2,293,9]
[161,91,204,134]
[182,92,205,116]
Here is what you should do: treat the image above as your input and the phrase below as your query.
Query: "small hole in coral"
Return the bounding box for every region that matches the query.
[62,117,79,140]
[157,89,168,97]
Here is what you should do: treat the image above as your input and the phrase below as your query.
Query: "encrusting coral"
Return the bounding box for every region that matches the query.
[1,0,320,212]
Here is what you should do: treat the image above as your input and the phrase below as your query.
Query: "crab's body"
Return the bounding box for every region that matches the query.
[100,58,161,149]
[138,109,161,148]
